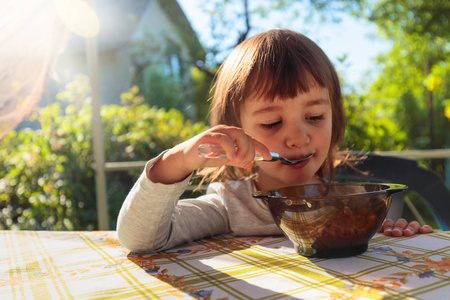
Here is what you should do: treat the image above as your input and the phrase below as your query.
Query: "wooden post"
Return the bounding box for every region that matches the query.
[86,34,109,230]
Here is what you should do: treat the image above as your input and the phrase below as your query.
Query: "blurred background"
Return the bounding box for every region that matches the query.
[0,0,449,231]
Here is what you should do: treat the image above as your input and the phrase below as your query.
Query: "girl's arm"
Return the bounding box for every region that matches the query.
[116,154,230,253]
[117,125,272,252]
[147,125,273,185]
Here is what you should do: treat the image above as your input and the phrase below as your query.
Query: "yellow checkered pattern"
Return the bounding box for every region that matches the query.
[1,230,449,299]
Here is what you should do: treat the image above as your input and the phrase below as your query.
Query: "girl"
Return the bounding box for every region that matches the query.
[117,29,432,253]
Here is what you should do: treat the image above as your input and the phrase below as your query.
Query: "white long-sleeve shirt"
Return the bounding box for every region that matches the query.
[116,154,282,253]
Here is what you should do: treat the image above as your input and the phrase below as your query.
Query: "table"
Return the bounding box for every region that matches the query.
[1,230,449,300]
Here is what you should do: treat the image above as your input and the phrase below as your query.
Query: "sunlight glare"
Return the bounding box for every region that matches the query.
[56,0,100,38]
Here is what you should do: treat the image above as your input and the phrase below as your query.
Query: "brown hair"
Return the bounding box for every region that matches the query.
[199,29,345,184]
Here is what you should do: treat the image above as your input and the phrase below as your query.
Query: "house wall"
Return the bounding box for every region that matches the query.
[133,0,192,68]
[130,0,198,119]
[50,0,195,109]
[52,39,134,107]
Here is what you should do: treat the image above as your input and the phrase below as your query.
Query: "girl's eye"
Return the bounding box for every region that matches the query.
[308,115,324,122]
[261,121,281,129]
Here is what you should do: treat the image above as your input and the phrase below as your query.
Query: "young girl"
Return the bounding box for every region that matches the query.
[117,29,432,253]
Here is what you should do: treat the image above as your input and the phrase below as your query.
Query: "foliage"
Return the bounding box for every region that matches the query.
[0,75,208,230]
[130,26,204,121]
[368,0,450,40]
[364,0,450,152]
[342,90,407,151]
[191,66,217,123]
[133,65,185,111]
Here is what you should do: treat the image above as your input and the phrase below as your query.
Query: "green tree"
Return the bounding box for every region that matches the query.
[370,0,449,146]
[0,75,208,230]
[349,0,450,149]
[343,89,407,151]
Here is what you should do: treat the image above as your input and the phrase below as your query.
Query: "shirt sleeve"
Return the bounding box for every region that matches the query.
[116,154,231,253]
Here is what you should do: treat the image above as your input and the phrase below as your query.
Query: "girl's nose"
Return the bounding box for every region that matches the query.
[286,124,310,148]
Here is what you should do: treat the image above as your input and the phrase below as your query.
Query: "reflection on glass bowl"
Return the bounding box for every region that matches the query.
[253,183,407,258]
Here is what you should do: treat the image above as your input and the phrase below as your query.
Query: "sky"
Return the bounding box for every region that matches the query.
[178,0,393,90]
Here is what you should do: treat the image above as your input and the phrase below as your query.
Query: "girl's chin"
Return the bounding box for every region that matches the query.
[256,165,320,190]
[257,175,317,191]
[283,169,318,184]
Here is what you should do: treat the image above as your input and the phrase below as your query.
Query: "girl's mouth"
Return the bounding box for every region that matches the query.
[288,154,313,169]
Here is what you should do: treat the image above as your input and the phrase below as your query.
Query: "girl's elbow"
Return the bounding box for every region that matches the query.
[116,225,155,253]
[118,234,155,254]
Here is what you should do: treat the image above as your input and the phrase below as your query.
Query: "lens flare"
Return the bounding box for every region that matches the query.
[56,0,99,38]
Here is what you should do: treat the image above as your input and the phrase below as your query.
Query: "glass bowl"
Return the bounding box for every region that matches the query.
[253,183,407,258]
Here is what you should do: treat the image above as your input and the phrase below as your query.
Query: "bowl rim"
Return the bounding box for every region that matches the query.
[253,182,408,200]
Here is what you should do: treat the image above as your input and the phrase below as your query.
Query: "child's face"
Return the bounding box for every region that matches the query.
[240,86,332,191]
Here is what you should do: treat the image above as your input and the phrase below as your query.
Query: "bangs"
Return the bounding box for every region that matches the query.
[245,64,322,101]
[243,31,332,101]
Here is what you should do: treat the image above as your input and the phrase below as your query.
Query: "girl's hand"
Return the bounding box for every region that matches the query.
[185,125,272,170]
[148,125,272,184]
[377,218,433,237]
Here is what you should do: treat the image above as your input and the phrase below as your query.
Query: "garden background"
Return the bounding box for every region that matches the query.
[0,0,449,231]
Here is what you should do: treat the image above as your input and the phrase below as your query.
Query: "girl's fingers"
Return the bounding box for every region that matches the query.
[403,221,420,236]
[197,125,279,169]
[234,136,256,167]
[215,127,268,168]
[253,138,272,161]
[392,218,408,237]
[214,134,240,160]
[418,225,434,234]
[379,219,395,235]
[199,125,264,169]
[379,218,434,237]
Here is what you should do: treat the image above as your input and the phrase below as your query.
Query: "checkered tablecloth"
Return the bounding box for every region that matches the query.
[1,230,449,300]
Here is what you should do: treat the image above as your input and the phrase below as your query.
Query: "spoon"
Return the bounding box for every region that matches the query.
[198,144,312,165]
